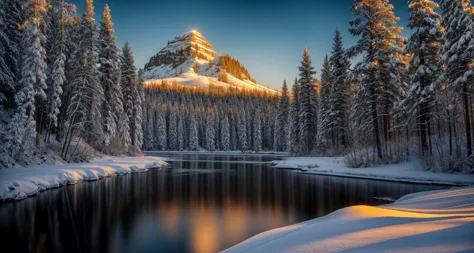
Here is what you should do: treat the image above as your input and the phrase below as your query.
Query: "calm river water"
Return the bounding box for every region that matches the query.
[0,153,446,253]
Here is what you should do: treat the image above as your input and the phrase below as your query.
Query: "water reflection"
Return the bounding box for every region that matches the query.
[0,153,445,253]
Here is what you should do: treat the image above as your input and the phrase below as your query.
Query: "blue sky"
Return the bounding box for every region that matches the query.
[69,0,412,89]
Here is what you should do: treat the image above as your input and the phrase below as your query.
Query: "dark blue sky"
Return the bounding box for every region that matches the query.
[70,0,411,89]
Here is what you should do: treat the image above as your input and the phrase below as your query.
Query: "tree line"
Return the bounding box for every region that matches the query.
[284,0,474,172]
[142,81,279,151]
[0,0,143,167]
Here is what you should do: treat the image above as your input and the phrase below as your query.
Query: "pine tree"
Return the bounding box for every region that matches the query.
[177,113,184,150]
[99,4,122,147]
[348,0,405,159]
[317,55,333,148]
[44,1,70,143]
[221,114,230,151]
[133,72,144,151]
[144,105,154,150]
[155,107,167,151]
[238,108,247,150]
[7,2,47,156]
[297,49,318,154]
[189,113,199,150]
[328,29,350,148]
[439,0,474,158]
[401,0,443,155]
[67,0,103,152]
[274,80,290,151]
[253,109,263,151]
[168,105,178,150]
[0,0,22,106]
[205,111,215,151]
[120,41,137,151]
[290,78,300,153]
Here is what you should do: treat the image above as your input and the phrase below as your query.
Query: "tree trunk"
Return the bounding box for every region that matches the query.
[419,103,428,156]
[371,84,382,159]
[448,109,453,155]
[463,90,472,158]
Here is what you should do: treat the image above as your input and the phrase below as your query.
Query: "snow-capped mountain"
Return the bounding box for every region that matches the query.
[143,30,276,93]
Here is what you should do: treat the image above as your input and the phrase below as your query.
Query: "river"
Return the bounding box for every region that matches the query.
[0,153,446,253]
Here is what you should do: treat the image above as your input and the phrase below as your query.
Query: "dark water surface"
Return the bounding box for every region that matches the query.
[0,153,446,253]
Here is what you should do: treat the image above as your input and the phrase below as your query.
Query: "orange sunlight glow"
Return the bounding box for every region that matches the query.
[290,217,474,253]
[223,200,248,243]
[191,204,219,253]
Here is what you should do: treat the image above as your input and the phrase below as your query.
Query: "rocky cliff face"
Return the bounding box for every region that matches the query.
[144,30,217,70]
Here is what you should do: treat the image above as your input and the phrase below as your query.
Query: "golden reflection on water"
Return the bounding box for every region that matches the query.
[190,203,219,253]
[223,200,247,244]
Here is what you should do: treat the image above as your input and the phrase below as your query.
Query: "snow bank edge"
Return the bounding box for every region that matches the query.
[0,157,169,202]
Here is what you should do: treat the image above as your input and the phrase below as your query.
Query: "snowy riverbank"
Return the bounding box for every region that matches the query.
[0,156,168,201]
[223,186,474,253]
[270,157,474,186]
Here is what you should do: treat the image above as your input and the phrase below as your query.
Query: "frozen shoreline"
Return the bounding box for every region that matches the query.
[269,157,474,186]
[0,156,168,201]
[223,186,474,253]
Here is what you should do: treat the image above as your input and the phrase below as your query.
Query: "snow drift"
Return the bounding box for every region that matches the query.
[223,186,474,253]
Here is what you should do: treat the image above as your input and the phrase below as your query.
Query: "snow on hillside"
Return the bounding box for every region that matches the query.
[143,30,276,93]
[222,186,474,253]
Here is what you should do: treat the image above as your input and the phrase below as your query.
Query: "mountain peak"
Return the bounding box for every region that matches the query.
[144,30,217,70]
[143,30,276,93]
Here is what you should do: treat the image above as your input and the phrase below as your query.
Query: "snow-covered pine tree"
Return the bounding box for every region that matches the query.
[328,29,350,148]
[189,113,199,150]
[213,106,220,150]
[439,0,474,158]
[238,108,247,150]
[253,109,263,151]
[7,1,47,157]
[99,4,122,147]
[133,72,144,151]
[67,0,103,152]
[120,41,137,151]
[205,110,216,151]
[0,0,22,106]
[144,104,154,150]
[168,105,178,150]
[45,0,70,143]
[348,0,405,159]
[56,2,79,142]
[155,105,167,151]
[177,112,184,151]
[274,80,290,151]
[221,114,230,151]
[297,49,318,154]
[317,55,333,149]
[290,78,300,153]
[401,0,443,155]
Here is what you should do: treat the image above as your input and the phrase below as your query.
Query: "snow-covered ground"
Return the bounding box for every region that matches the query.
[270,157,474,186]
[0,156,168,201]
[223,186,474,253]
